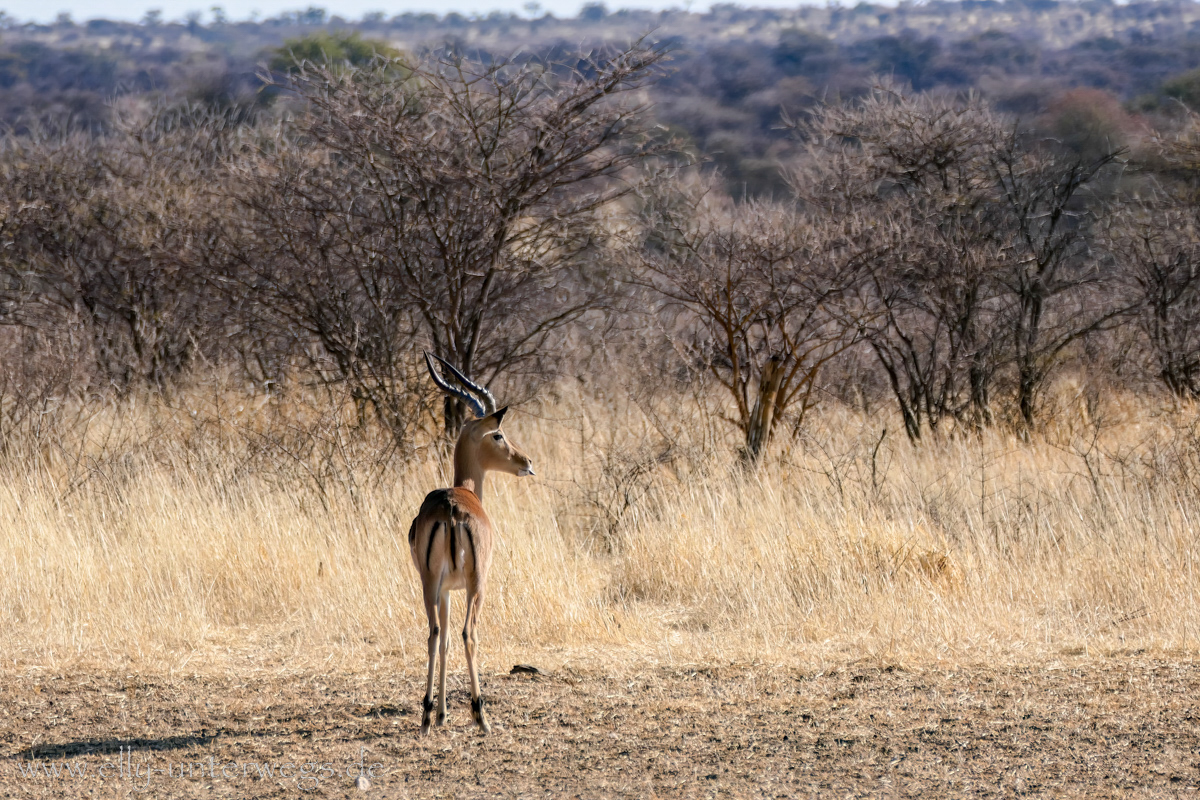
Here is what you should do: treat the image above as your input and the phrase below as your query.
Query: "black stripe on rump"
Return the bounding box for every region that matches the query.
[464,521,477,570]
[426,521,441,571]
[449,521,458,570]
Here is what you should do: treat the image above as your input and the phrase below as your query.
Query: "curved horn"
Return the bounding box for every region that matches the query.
[425,351,487,419]
[426,352,497,416]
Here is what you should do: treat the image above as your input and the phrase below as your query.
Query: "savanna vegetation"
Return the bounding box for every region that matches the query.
[0,11,1198,796]
[0,32,1196,676]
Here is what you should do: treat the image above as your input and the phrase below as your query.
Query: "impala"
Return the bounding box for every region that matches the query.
[409,352,535,735]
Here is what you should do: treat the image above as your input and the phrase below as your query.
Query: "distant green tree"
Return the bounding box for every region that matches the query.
[269,31,402,74]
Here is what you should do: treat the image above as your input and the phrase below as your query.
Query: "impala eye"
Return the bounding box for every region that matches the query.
[492,433,503,441]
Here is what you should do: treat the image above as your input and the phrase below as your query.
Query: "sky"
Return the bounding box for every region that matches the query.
[0,0,805,25]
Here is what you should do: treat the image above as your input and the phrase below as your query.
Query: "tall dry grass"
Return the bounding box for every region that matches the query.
[0,379,1197,673]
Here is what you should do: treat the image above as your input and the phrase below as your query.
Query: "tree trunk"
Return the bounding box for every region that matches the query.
[743,356,785,463]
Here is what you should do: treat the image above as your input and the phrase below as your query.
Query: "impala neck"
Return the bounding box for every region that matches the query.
[452,438,486,502]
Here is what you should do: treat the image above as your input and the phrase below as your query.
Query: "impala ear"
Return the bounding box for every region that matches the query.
[490,406,509,425]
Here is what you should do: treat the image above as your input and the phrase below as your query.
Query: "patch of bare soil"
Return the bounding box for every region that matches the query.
[0,658,1198,798]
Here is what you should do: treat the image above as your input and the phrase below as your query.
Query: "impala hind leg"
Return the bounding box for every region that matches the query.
[419,585,440,736]
[463,586,490,734]
[435,588,450,726]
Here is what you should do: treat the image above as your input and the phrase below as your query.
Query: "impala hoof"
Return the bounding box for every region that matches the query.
[420,697,434,735]
[471,696,490,733]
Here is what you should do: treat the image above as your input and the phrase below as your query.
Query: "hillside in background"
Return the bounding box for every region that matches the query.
[2,0,1200,190]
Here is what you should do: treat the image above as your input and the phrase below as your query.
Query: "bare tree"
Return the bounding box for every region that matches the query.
[989,133,1126,429]
[794,86,1127,436]
[0,108,238,392]
[627,174,865,462]
[796,89,1008,440]
[229,44,670,438]
[1101,194,1200,399]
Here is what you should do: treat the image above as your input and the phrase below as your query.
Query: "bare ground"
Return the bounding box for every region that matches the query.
[0,657,1198,798]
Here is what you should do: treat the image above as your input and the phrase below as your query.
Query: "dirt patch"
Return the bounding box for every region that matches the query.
[1,658,1198,798]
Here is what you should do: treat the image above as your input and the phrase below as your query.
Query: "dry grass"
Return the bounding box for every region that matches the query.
[0,380,1198,675]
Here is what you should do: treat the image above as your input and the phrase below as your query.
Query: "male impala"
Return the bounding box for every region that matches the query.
[409,352,534,735]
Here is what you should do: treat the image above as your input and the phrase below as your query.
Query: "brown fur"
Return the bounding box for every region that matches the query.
[409,488,492,588]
